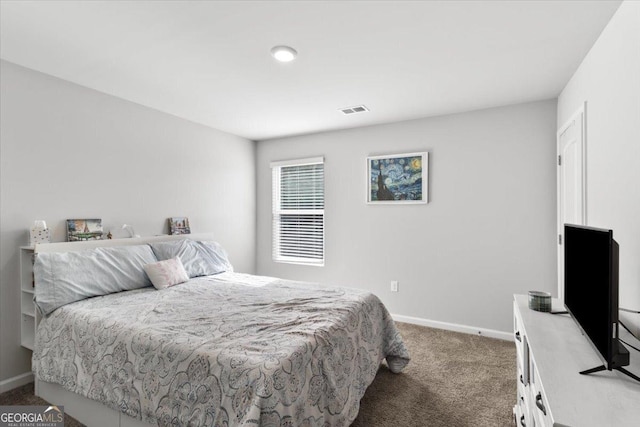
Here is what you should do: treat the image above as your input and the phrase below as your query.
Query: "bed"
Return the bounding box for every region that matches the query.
[31,234,410,427]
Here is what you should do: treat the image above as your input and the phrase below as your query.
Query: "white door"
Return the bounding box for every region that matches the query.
[557,103,586,302]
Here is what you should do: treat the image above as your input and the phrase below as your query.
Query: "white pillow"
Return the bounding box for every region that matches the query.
[143,257,189,290]
[34,245,157,315]
[149,240,233,278]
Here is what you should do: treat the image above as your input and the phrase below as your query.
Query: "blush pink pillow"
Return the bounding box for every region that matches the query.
[143,257,189,290]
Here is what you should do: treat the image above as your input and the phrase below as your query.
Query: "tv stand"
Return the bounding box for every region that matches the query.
[513,295,640,427]
[617,367,640,383]
[580,365,640,383]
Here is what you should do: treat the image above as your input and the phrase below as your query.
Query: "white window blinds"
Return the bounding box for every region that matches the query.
[271,157,324,265]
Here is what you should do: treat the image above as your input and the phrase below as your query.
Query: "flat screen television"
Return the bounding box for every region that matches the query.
[564,224,638,382]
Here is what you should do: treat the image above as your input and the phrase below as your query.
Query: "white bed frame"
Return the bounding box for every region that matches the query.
[34,233,217,427]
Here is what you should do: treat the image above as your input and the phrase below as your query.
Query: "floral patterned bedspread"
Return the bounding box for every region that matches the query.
[33,272,410,426]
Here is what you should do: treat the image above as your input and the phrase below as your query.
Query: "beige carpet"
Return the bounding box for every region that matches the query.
[352,322,516,426]
[0,322,515,427]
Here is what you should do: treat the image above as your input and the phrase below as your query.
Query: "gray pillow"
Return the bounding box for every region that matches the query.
[149,240,233,278]
[34,245,157,315]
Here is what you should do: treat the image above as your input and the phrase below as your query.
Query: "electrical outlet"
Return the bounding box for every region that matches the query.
[390,281,399,292]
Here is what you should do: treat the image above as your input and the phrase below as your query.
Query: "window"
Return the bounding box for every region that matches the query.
[271,157,324,266]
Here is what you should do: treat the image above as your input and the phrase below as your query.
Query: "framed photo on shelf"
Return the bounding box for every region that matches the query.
[367,152,428,204]
[168,217,191,235]
[66,218,104,241]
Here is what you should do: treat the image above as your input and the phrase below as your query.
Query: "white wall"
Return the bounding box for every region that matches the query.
[0,60,256,384]
[256,100,558,335]
[558,0,640,333]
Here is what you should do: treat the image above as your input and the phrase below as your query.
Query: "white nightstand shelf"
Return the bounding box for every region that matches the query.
[19,246,36,350]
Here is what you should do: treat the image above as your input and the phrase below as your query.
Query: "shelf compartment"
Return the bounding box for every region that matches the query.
[21,313,35,350]
[21,291,35,316]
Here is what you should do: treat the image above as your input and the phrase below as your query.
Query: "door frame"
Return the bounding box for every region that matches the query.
[557,102,587,302]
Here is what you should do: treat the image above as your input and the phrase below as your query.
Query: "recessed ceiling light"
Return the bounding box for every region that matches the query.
[271,45,297,62]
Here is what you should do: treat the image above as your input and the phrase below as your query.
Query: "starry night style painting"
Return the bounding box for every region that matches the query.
[367,152,428,204]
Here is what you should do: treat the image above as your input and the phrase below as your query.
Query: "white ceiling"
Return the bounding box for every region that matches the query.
[0,0,621,141]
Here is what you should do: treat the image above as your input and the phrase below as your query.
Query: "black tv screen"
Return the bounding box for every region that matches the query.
[564,224,621,369]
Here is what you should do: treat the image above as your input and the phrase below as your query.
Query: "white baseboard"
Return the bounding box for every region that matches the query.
[0,371,33,394]
[392,314,513,341]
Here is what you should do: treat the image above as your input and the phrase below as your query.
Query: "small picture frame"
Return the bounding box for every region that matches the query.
[66,218,104,241]
[168,217,191,235]
[367,152,428,204]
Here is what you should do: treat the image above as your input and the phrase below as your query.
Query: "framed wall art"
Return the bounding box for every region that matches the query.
[168,217,191,235]
[66,218,104,241]
[367,152,428,204]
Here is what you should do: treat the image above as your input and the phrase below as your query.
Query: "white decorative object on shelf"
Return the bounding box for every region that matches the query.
[122,224,140,238]
[30,220,50,246]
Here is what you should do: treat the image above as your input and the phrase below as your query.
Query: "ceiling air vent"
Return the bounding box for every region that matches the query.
[339,105,369,115]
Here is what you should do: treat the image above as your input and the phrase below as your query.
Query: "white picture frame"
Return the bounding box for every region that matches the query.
[366,152,428,204]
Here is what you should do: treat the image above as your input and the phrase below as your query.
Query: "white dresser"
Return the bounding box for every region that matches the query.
[513,294,640,427]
